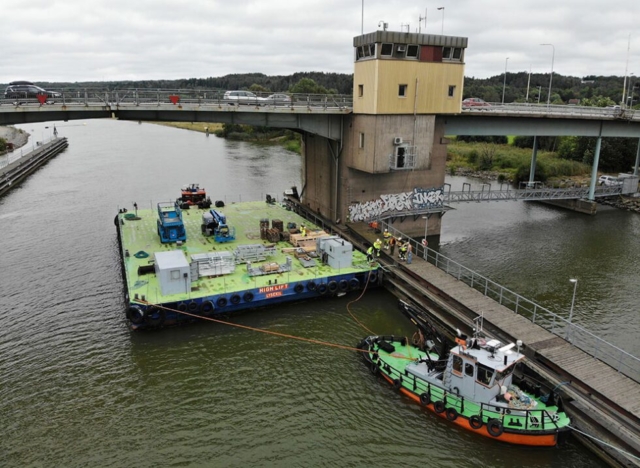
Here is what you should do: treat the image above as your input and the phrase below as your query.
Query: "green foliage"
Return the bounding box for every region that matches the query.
[289,78,334,94]
[456,135,508,144]
[579,95,616,107]
[249,84,269,93]
[476,144,496,170]
[512,136,560,151]
[0,138,6,152]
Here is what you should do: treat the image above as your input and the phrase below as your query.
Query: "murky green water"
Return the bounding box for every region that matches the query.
[0,120,621,466]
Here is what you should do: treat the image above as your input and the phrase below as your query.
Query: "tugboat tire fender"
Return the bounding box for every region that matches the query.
[393,379,402,390]
[243,292,254,302]
[127,306,145,325]
[419,393,431,406]
[307,281,317,291]
[370,362,379,375]
[368,273,378,284]
[200,300,215,316]
[177,302,188,312]
[349,278,360,290]
[445,408,458,421]
[317,283,328,295]
[217,297,228,308]
[338,279,349,292]
[144,306,165,327]
[433,401,446,414]
[188,301,199,312]
[328,281,338,292]
[469,415,483,429]
[294,284,304,294]
[487,419,504,437]
[230,294,241,305]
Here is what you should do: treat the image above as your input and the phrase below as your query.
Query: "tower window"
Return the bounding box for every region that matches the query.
[399,84,407,97]
[448,85,456,97]
[359,133,365,149]
[358,85,364,97]
[380,43,393,56]
[406,45,419,58]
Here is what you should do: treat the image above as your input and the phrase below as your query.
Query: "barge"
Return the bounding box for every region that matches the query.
[115,194,379,330]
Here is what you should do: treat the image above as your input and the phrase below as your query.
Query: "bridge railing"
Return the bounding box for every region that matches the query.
[0,88,353,110]
[463,102,639,120]
[378,219,640,383]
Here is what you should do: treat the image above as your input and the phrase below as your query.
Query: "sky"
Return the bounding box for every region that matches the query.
[1,0,638,84]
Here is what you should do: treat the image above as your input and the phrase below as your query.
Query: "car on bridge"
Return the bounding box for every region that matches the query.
[4,81,61,103]
[462,97,491,108]
[223,90,261,105]
[262,93,292,105]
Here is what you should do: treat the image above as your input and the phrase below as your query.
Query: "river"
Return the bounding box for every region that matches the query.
[3,118,631,467]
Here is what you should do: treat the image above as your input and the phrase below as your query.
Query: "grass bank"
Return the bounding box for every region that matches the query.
[447,139,591,185]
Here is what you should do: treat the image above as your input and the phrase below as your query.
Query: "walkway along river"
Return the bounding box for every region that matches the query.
[2,119,636,467]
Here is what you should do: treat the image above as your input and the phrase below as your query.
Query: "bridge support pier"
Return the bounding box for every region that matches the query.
[301,114,449,238]
[634,138,640,177]
[588,135,603,201]
[528,136,538,185]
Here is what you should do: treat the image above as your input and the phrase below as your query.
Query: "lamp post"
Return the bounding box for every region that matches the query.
[502,57,510,104]
[437,7,444,35]
[566,278,578,339]
[422,215,429,259]
[537,86,542,104]
[525,65,531,103]
[627,73,635,108]
[540,43,555,106]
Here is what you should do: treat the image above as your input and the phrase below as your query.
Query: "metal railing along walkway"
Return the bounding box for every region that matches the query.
[442,182,623,203]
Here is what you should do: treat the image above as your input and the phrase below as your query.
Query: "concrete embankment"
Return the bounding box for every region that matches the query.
[0,137,69,197]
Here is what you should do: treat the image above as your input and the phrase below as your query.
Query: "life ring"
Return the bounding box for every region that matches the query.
[446,408,458,421]
[328,281,338,293]
[294,284,304,294]
[338,279,349,292]
[200,300,215,316]
[307,281,317,291]
[469,415,483,430]
[349,278,360,290]
[419,393,431,406]
[433,401,446,414]
[393,379,402,390]
[317,283,328,295]
[177,302,188,312]
[370,362,379,375]
[217,297,228,308]
[188,301,199,312]
[230,294,241,305]
[487,419,504,437]
[243,292,254,302]
[368,273,378,284]
[127,306,144,325]
[144,306,165,327]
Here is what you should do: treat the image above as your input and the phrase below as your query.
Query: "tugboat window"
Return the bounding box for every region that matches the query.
[465,363,474,377]
[476,364,494,386]
[452,355,463,374]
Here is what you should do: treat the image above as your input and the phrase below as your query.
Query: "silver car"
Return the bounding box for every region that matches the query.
[223,90,260,105]
[262,93,292,105]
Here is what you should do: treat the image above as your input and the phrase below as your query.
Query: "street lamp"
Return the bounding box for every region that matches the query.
[422,215,429,259]
[566,278,578,339]
[537,85,542,104]
[437,7,444,35]
[502,57,509,104]
[627,73,635,108]
[540,43,555,106]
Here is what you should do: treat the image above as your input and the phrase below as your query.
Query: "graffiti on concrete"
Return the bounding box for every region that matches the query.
[348,186,444,222]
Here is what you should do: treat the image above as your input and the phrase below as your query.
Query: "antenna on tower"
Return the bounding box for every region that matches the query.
[400,23,410,32]
[418,8,427,33]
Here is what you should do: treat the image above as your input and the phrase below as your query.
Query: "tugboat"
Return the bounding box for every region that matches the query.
[358,301,571,446]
